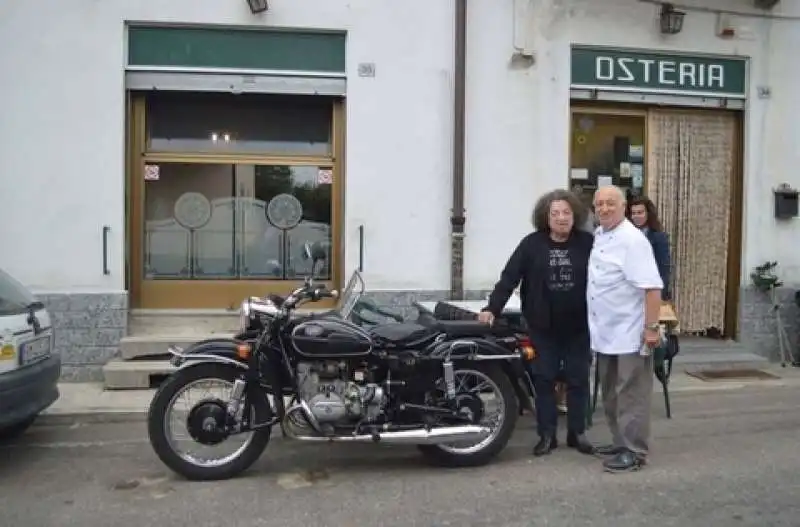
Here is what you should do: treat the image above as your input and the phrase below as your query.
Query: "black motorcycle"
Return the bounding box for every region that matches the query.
[147,243,535,481]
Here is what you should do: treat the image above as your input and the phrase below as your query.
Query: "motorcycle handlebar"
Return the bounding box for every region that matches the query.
[281,283,338,313]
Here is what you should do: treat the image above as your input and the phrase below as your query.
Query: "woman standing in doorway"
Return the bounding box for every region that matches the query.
[478,189,595,456]
[628,196,672,301]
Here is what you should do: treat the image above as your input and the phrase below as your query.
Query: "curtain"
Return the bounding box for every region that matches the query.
[646,110,736,334]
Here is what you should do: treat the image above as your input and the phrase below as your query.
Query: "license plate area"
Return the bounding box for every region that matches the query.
[21,335,52,365]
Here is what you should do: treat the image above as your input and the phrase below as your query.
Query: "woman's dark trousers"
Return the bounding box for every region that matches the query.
[529,330,592,438]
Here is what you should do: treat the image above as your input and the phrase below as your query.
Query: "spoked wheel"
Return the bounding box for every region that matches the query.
[418,363,519,467]
[147,363,273,481]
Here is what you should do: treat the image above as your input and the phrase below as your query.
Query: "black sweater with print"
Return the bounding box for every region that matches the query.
[483,230,593,334]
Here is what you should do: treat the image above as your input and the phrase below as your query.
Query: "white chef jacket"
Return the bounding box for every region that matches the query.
[587,219,663,355]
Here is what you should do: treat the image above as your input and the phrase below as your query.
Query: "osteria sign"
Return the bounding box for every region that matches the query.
[570,46,747,98]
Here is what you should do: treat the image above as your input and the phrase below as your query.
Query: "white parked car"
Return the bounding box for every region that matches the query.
[0,267,60,440]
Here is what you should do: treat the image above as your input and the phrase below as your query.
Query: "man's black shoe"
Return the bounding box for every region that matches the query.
[566,432,595,455]
[602,450,643,473]
[594,444,626,456]
[533,435,557,457]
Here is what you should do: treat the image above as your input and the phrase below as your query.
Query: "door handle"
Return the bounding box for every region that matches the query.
[358,225,365,272]
[102,225,111,275]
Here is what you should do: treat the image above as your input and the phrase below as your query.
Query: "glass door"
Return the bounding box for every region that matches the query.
[129,92,343,309]
[143,163,333,282]
[568,107,647,211]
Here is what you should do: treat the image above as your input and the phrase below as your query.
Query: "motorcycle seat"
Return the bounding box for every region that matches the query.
[433,320,510,338]
[369,322,439,348]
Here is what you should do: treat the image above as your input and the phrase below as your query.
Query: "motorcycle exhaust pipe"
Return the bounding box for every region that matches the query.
[293,425,492,445]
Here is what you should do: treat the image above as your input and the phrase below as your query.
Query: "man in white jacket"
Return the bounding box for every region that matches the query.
[588,185,663,473]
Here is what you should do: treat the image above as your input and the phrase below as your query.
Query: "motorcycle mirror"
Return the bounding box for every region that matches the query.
[304,241,329,280]
[309,241,328,263]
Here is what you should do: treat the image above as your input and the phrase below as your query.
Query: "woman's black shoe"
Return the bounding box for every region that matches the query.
[566,432,595,455]
[533,435,557,456]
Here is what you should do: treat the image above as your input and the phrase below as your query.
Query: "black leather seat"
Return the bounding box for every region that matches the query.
[369,323,439,348]
[434,320,511,338]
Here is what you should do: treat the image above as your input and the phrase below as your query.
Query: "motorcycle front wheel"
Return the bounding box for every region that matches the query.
[418,362,519,467]
[147,363,273,481]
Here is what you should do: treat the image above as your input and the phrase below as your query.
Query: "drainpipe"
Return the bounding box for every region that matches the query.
[450,0,467,300]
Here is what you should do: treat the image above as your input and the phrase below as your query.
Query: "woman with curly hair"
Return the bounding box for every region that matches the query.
[479,189,595,457]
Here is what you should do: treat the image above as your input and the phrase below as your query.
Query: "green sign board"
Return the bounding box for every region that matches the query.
[128,26,346,74]
[571,47,747,98]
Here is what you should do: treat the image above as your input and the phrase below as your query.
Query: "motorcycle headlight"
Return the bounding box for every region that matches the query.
[239,299,251,332]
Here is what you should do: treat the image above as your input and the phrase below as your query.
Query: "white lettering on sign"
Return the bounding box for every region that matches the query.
[617,58,634,81]
[639,59,654,83]
[658,61,675,84]
[593,56,726,89]
[596,57,614,80]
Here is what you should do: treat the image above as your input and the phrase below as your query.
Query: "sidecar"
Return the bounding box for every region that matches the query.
[413,299,535,415]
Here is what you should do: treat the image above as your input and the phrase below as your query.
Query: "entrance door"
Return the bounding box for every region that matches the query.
[568,104,742,338]
[128,92,344,309]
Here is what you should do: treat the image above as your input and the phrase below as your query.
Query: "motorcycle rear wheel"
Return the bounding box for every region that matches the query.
[418,363,519,467]
[147,363,273,481]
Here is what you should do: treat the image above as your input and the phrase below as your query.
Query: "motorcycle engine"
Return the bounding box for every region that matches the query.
[296,362,386,424]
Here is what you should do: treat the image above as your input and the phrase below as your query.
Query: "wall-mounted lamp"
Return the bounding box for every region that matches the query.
[659,3,685,34]
[754,0,780,9]
[246,0,269,14]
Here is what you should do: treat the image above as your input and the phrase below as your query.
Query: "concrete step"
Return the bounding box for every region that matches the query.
[103,359,177,390]
[123,308,331,361]
[672,337,771,372]
[129,310,240,336]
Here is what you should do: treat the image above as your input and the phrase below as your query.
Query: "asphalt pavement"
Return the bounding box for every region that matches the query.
[2,385,799,527]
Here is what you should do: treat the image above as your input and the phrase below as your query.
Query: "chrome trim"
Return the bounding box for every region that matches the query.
[285,400,323,434]
[292,425,492,445]
[450,340,479,352]
[247,297,280,317]
[177,355,249,370]
[467,354,521,361]
[168,345,249,370]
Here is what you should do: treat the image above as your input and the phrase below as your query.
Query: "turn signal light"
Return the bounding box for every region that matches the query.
[0,344,15,361]
[236,342,252,360]
[517,335,536,361]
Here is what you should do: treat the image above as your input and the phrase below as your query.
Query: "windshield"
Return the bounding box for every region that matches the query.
[0,267,38,317]
[336,270,365,320]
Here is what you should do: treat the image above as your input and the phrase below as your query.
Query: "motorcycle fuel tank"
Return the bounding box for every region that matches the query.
[290,316,374,358]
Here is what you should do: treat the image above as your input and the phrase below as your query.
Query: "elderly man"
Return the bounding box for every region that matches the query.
[588,186,663,473]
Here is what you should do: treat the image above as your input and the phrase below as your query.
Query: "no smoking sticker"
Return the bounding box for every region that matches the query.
[317,168,333,185]
[144,164,160,181]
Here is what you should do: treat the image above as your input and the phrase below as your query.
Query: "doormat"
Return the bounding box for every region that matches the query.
[685,369,781,382]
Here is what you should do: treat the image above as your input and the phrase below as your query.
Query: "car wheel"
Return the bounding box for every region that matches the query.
[0,416,37,442]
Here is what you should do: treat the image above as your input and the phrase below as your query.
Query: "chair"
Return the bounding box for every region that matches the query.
[653,333,680,418]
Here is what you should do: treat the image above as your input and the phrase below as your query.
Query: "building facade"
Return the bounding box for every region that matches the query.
[1,0,798,380]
